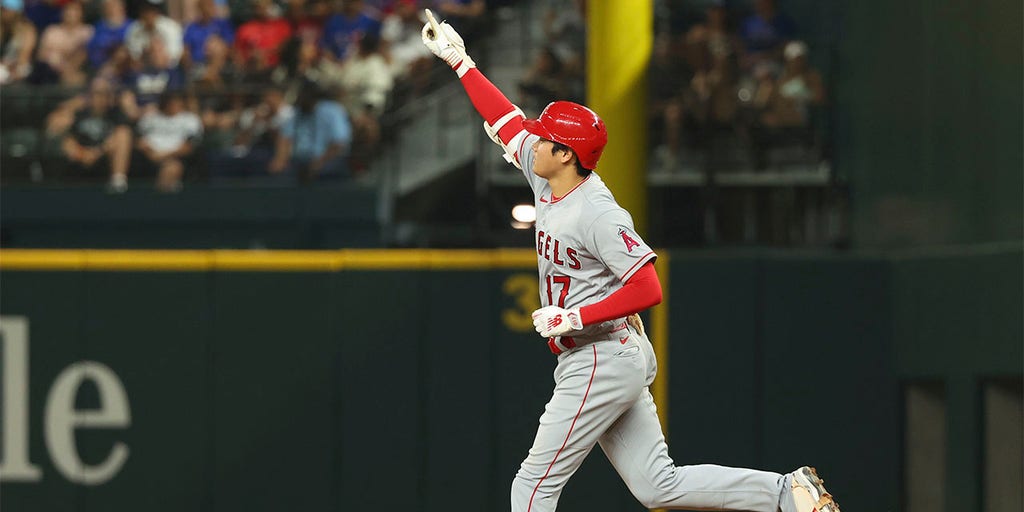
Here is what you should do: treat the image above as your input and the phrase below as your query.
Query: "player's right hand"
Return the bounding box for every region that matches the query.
[421,8,476,76]
[532,306,584,338]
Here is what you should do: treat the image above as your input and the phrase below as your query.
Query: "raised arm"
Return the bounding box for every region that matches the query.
[420,9,528,168]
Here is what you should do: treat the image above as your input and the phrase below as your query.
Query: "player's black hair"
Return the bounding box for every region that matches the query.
[550,141,592,176]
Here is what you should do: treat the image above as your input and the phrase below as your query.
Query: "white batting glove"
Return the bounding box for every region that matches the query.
[421,8,476,77]
[532,306,583,338]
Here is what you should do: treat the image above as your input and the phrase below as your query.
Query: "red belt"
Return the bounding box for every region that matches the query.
[547,322,629,355]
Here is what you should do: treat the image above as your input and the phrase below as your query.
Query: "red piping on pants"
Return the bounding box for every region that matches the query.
[527,345,598,511]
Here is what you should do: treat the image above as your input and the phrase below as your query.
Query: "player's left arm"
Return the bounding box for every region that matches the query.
[579,262,662,324]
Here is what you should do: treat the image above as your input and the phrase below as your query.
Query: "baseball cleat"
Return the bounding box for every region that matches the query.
[790,466,840,512]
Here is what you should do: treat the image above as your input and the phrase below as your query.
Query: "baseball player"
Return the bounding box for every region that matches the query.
[421,10,840,512]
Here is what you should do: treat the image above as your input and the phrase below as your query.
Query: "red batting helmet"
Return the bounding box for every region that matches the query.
[522,101,608,170]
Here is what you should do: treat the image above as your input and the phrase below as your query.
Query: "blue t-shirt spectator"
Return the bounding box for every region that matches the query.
[24,0,60,31]
[321,11,381,59]
[130,66,184,107]
[282,100,352,160]
[183,17,234,63]
[88,18,131,69]
[740,10,797,54]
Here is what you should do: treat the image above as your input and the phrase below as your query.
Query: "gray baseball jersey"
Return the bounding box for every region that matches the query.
[516,134,657,349]
[507,133,792,512]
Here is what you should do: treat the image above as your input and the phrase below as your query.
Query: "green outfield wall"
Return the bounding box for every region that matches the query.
[0,247,1019,512]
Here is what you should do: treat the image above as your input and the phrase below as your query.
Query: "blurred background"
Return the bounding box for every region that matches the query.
[0,0,1020,511]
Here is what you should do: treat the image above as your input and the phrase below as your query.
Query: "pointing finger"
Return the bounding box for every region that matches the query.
[424,8,442,40]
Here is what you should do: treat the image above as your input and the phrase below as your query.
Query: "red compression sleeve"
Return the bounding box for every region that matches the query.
[459,68,524,145]
[579,262,663,326]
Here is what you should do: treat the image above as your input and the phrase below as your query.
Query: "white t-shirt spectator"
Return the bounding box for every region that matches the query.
[125,16,184,66]
[380,12,431,77]
[338,53,393,115]
[138,110,203,153]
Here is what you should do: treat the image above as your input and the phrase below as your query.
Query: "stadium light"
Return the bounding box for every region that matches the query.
[511,204,536,229]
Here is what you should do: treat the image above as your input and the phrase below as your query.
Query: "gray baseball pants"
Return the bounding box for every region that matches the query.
[511,329,789,512]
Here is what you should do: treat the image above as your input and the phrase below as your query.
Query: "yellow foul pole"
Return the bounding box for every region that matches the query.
[587,0,653,233]
[588,11,666,512]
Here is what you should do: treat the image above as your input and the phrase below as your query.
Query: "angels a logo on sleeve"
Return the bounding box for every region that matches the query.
[618,228,641,253]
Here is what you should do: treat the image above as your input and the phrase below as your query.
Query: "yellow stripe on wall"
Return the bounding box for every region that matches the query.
[0,249,539,271]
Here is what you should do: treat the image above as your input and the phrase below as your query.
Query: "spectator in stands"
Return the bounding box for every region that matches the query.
[362,0,396,15]
[189,31,237,87]
[338,31,391,171]
[689,39,740,135]
[182,0,233,71]
[274,35,340,93]
[685,0,741,72]
[338,31,392,117]
[95,44,135,96]
[380,0,431,92]
[125,0,183,67]
[134,91,202,192]
[655,25,740,172]
[514,0,583,112]
[286,0,330,43]
[517,46,569,115]
[0,0,36,84]
[275,34,313,80]
[434,0,484,40]
[691,3,742,118]
[233,0,292,79]
[61,79,132,191]
[750,40,824,169]
[269,82,352,182]
[32,0,92,85]
[43,53,135,131]
[755,41,824,126]
[195,86,244,169]
[22,0,59,31]
[126,38,184,116]
[44,67,136,139]
[539,0,584,78]
[209,87,294,180]
[738,0,796,71]
[87,0,131,71]
[197,84,243,138]
[649,33,693,172]
[180,0,230,22]
[321,0,381,60]
[192,50,246,159]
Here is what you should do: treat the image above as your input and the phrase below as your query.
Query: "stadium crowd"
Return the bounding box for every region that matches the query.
[1,0,828,192]
[0,0,485,191]
[649,0,827,173]
[508,0,829,174]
